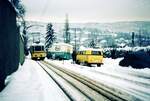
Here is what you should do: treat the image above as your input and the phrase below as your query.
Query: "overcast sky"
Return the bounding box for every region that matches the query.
[22,0,150,23]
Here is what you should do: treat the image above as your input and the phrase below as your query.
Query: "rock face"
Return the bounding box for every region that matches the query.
[0,0,19,91]
[119,51,150,69]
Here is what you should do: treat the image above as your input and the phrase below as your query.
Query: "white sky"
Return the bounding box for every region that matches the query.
[22,0,150,23]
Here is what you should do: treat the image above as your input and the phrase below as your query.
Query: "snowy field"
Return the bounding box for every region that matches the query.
[0,57,150,101]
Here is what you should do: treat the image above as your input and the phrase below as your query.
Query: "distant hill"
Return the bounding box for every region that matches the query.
[70,21,150,33]
[27,21,150,33]
[26,21,150,48]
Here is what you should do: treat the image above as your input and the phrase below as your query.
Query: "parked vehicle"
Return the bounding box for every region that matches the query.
[76,49,103,67]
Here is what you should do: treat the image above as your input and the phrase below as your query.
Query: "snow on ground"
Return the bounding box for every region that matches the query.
[0,59,69,101]
[45,58,150,100]
[46,58,150,76]
[0,57,149,101]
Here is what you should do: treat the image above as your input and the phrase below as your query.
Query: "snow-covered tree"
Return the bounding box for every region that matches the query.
[45,23,55,51]
[11,0,28,55]
[88,39,96,48]
[0,0,22,91]
[11,0,26,17]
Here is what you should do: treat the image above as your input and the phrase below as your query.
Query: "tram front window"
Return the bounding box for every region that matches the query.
[34,46,42,51]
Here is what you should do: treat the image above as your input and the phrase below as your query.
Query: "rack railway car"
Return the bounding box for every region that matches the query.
[76,49,103,67]
[47,43,73,60]
[30,43,46,60]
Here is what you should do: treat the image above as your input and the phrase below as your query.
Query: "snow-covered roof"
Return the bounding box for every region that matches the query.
[79,48,103,51]
[31,43,45,46]
[53,42,73,47]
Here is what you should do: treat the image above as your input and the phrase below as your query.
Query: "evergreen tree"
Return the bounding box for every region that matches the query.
[0,0,20,91]
[11,0,28,55]
[45,23,55,51]
[11,0,26,17]
[89,39,96,48]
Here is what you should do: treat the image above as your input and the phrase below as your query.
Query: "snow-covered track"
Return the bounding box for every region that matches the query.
[38,61,141,101]
[37,61,75,101]
[90,69,150,88]
[38,61,102,101]
[71,64,150,88]
[88,69,150,100]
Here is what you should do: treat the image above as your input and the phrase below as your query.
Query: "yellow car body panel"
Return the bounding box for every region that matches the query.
[76,50,103,65]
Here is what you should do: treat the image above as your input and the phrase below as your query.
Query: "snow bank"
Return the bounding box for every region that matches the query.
[0,59,69,101]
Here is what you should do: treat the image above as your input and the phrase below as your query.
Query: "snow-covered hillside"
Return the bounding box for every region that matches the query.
[26,21,150,48]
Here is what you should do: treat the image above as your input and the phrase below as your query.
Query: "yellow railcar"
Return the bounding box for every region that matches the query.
[76,49,103,67]
[30,44,46,60]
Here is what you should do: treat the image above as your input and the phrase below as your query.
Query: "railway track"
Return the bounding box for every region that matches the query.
[88,69,150,88]
[65,63,150,100]
[89,69,150,100]
[71,64,150,87]
[37,61,143,101]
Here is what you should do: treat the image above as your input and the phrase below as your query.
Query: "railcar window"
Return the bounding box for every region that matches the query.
[41,46,44,50]
[78,51,82,55]
[34,46,42,51]
[79,51,81,54]
[82,51,87,55]
[92,51,101,55]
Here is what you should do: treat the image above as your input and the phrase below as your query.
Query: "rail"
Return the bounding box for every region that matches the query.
[37,61,142,101]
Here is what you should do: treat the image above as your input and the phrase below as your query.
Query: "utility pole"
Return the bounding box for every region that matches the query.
[139,29,142,47]
[64,14,70,43]
[132,32,135,47]
[75,28,77,51]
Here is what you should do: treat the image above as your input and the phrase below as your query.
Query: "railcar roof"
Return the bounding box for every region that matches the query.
[53,42,73,47]
[31,43,45,46]
[79,48,103,51]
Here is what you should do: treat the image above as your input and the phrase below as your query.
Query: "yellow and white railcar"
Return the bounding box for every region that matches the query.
[47,43,73,60]
[30,43,46,60]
